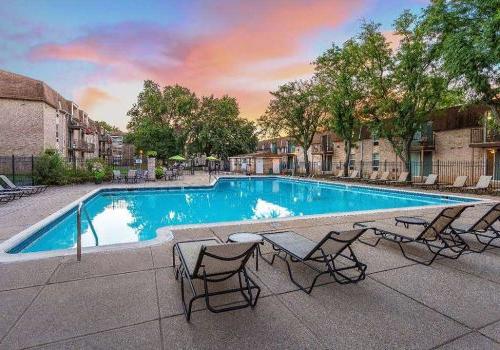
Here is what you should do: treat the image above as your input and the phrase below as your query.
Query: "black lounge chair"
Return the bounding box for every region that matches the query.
[354,205,471,265]
[0,193,15,203]
[125,170,138,183]
[0,185,26,198]
[261,229,369,294]
[451,203,500,253]
[173,238,261,321]
[0,175,47,194]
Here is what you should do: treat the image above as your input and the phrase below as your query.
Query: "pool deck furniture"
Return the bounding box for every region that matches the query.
[340,170,359,181]
[112,170,122,183]
[354,205,471,265]
[440,175,468,191]
[125,170,138,183]
[413,174,438,188]
[366,171,379,181]
[451,202,500,252]
[369,171,389,184]
[172,238,261,321]
[0,193,15,203]
[227,232,263,271]
[463,175,492,193]
[0,175,47,194]
[261,229,369,294]
[386,171,409,186]
[0,184,26,198]
[395,216,428,228]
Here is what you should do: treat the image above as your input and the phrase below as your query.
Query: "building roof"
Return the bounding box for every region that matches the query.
[229,152,283,159]
[0,69,70,110]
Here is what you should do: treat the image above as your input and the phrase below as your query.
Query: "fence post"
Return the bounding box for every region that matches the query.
[436,159,440,180]
[11,154,15,185]
[31,155,35,185]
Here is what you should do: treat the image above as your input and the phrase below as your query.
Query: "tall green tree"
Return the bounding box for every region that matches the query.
[189,96,258,159]
[95,121,120,133]
[125,119,180,160]
[423,0,499,119]
[315,40,364,176]
[258,79,325,175]
[359,14,450,175]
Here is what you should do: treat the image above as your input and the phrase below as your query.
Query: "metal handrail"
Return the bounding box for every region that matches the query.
[76,201,99,261]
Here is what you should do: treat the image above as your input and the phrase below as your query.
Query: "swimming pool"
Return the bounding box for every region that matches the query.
[5,177,479,255]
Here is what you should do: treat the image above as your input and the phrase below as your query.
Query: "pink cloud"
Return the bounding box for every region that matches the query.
[77,87,116,110]
[29,1,366,120]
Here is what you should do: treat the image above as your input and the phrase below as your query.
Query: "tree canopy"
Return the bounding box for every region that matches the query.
[126,81,257,160]
[315,39,365,176]
[258,79,325,174]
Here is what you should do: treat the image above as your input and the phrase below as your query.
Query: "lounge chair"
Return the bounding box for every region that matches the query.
[386,171,409,185]
[353,205,471,265]
[172,238,261,321]
[0,184,26,198]
[451,203,500,252]
[0,175,47,194]
[369,171,389,184]
[125,170,138,183]
[413,174,438,188]
[112,170,122,183]
[340,170,359,181]
[463,175,491,193]
[330,169,343,178]
[0,193,15,203]
[441,175,468,190]
[261,229,369,294]
[366,171,379,181]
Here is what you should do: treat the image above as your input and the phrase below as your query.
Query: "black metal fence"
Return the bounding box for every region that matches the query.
[0,155,36,186]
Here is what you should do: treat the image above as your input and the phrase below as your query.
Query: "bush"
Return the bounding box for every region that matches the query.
[65,167,92,184]
[155,166,165,179]
[34,149,67,185]
[86,158,112,182]
[147,150,157,158]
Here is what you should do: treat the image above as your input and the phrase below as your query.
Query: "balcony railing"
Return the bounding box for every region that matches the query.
[411,131,435,150]
[69,140,96,153]
[470,127,500,144]
[311,144,333,154]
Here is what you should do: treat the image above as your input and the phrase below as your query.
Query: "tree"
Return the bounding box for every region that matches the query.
[189,96,258,159]
[95,121,120,133]
[359,14,450,175]
[315,40,365,176]
[258,79,325,175]
[423,0,499,119]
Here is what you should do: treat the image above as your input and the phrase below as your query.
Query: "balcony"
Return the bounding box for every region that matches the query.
[69,140,96,153]
[470,127,500,147]
[311,143,333,154]
[410,131,435,151]
[68,117,83,130]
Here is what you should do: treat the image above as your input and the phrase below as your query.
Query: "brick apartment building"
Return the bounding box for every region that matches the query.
[254,105,497,179]
[0,69,114,163]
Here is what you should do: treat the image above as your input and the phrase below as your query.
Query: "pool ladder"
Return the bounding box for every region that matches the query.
[76,202,99,261]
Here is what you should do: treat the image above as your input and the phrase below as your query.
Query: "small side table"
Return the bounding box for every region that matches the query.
[227,232,263,271]
[395,216,428,228]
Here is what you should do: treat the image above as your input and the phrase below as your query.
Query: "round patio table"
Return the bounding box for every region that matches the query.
[394,216,428,228]
[227,232,263,271]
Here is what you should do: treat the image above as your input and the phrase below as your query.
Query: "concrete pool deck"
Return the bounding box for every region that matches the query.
[0,173,499,349]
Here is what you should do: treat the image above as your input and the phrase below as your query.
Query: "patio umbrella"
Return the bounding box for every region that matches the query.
[169,155,186,161]
[206,156,219,161]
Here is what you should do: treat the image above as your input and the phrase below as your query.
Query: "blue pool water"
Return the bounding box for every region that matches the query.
[11,177,477,253]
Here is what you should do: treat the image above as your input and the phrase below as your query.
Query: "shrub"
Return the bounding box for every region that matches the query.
[34,149,67,185]
[146,150,157,158]
[86,158,112,182]
[65,167,92,184]
[155,166,165,179]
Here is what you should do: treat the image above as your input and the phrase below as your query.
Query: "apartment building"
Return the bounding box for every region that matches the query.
[255,105,494,178]
[0,69,111,163]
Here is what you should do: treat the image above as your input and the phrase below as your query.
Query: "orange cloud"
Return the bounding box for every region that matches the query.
[382,31,402,51]
[30,1,366,121]
[78,87,116,110]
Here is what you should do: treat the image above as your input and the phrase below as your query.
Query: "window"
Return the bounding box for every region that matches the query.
[348,158,355,170]
[372,153,380,171]
[373,134,379,146]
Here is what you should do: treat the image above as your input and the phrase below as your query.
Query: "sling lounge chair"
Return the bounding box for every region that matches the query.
[463,175,491,193]
[0,175,46,194]
[451,203,500,253]
[366,171,379,182]
[341,170,359,181]
[387,172,409,185]
[112,170,122,183]
[354,205,471,265]
[441,175,468,190]
[261,229,369,294]
[369,171,389,183]
[413,174,438,188]
[0,184,26,198]
[0,193,15,203]
[173,238,261,321]
[125,170,138,183]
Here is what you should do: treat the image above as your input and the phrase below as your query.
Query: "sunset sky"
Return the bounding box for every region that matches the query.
[1,0,427,130]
